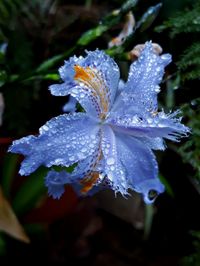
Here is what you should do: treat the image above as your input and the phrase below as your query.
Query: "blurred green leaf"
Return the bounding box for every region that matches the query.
[144,204,154,240]
[79,0,138,46]
[182,230,200,266]
[0,1,9,20]
[136,3,162,32]
[106,3,163,59]
[36,47,76,73]
[178,99,200,182]
[43,73,60,81]
[0,233,6,256]
[78,25,108,46]
[159,174,174,198]
[12,167,48,215]
[101,0,138,24]
[0,42,7,63]
[7,29,33,73]
[177,42,200,81]
[155,2,200,37]
[0,70,7,87]
[1,154,19,198]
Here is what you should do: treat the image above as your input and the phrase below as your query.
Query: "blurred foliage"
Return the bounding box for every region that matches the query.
[182,231,200,266]
[155,0,200,189]
[155,1,200,81]
[178,99,200,181]
[177,43,200,81]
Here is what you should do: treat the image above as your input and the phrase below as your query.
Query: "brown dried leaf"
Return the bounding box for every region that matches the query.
[129,43,163,61]
[0,187,30,243]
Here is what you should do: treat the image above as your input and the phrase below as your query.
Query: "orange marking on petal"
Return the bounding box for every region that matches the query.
[74,65,93,82]
[80,172,99,194]
[73,64,109,117]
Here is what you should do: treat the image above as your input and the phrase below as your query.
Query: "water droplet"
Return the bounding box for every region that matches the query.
[69,156,75,161]
[81,147,87,153]
[155,85,160,93]
[148,190,158,201]
[42,125,49,131]
[110,166,115,171]
[54,158,63,164]
[107,157,115,165]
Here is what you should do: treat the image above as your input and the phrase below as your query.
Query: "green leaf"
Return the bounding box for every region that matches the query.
[155,2,200,37]
[159,174,174,198]
[0,1,9,19]
[36,54,65,73]
[178,99,200,182]
[0,233,6,256]
[79,0,138,47]
[1,154,19,198]
[12,167,48,215]
[144,204,154,240]
[0,70,7,87]
[136,3,162,32]
[43,73,60,81]
[78,25,108,46]
[36,46,76,73]
[120,0,138,13]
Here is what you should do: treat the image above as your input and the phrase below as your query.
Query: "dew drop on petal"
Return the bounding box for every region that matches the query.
[81,147,87,153]
[69,156,75,161]
[110,166,115,171]
[106,157,115,165]
[42,125,49,131]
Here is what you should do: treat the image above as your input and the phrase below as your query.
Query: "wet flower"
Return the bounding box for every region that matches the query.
[9,42,190,204]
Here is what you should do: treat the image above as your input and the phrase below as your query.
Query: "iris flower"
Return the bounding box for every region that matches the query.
[9,42,189,204]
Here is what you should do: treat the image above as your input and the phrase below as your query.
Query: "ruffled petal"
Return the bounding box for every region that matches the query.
[9,113,100,176]
[45,149,103,199]
[116,134,165,204]
[50,50,120,118]
[125,41,171,112]
[50,83,102,117]
[101,125,164,203]
[63,96,77,113]
[45,170,72,199]
[101,125,129,195]
[82,50,120,107]
[108,111,190,142]
[112,42,171,117]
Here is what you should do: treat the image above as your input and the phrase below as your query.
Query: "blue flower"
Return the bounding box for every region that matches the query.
[9,42,190,204]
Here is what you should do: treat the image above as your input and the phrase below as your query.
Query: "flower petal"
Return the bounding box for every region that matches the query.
[63,96,77,113]
[50,83,102,117]
[101,125,164,203]
[50,50,120,117]
[101,125,129,195]
[116,134,165,204]
[125,41,172,112]
[82,50,120,107]
[45,150,103,199]
[9,113,100,175]
[108,111,190,142]
[45,170,72,199]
